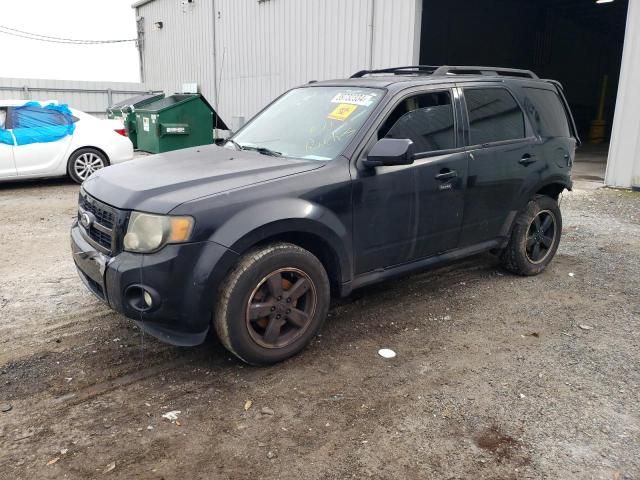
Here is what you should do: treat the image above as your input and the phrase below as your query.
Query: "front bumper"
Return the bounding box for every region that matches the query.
[71,221,237,346]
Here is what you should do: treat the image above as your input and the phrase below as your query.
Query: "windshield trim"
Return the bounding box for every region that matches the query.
[227,85,388,162]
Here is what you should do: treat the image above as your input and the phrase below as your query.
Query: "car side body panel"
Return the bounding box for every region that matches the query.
[0,103,133,181]
[70,72,580,348]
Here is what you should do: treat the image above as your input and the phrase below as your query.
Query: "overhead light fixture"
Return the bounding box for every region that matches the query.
[153,21,163,30]
[596,0,614,4]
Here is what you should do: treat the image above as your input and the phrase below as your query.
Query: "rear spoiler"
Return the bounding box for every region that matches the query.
[544,79,581,146]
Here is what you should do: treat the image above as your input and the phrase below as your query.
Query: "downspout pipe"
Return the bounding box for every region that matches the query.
[368,0,375,70]
[212,0,219,111]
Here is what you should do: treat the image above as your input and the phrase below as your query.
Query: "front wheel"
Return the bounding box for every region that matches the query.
[214,242,330,365]
[500,195,562,276]
[68,148,109,184]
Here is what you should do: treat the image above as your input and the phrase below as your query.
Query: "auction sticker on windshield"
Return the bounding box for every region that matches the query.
[328,103,358,121]
[331,92,377,106]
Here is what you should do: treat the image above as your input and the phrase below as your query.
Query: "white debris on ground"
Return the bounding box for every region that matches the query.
[378,348,396,359]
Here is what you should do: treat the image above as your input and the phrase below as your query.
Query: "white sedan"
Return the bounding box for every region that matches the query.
[0,100,133,184]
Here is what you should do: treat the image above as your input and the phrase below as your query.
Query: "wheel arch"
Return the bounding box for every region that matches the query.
[234,227,346,297]
[205,199,352,298]
[66,145,110,174]
[535,181,570,200]
[517,177,571,211]
[500,178,570,247]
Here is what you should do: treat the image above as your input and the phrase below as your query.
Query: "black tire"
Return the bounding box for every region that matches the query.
[214,242,330,365]
[67,148,109,184]
[500,195,562,276]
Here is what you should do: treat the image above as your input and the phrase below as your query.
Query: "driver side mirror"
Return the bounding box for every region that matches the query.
[361,138,415,168]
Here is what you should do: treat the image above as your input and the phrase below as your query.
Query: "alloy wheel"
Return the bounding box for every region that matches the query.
[525,210,557,264]
[245,267,317,349]
[74,152,105,180]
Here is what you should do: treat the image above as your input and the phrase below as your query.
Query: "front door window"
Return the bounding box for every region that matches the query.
[379,91,456,154]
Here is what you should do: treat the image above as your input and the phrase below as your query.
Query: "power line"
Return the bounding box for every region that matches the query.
[0,25,137,43]
[0,25,136,44]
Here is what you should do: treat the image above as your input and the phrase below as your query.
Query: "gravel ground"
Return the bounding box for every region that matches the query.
[0,177,638,480]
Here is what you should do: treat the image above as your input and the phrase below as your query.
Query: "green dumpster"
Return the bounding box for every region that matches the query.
[107,92,165,149]
[134,94,228,154]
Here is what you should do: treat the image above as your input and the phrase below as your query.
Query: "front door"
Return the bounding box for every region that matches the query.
[352,88,468,275]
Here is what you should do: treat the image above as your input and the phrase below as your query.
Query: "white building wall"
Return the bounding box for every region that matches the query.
[606,0,640,189]
[136,0,421,130]
[0,77,149,118]
[214,0,421,128]
[135,0,217,102]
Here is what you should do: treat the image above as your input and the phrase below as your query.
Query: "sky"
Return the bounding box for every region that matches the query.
[1,0,140,83]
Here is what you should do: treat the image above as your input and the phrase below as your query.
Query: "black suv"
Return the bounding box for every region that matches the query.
[71,65,579,365]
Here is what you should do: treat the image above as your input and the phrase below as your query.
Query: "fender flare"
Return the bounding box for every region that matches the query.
[208,198,352,283]
[498,176,571,241]
[517,176,572,211]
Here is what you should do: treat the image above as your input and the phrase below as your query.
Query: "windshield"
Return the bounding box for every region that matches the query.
[228,86,384,160]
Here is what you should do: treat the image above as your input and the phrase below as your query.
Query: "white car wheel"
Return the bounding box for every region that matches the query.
[68,148,109,184]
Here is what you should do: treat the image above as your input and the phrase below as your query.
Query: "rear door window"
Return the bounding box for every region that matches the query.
[379,90,456,154]
[9,104,76,146]
[13,105,67,128]
[464,88,526,146]
[522,87,571,138]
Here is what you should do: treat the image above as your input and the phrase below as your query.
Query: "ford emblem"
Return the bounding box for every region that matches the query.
[80,212,94,229]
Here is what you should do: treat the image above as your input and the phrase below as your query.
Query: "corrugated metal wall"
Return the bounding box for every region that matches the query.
[0,77,150,118]
[606,0,640,189]
[136,0,217,104]
[136,0,421,129]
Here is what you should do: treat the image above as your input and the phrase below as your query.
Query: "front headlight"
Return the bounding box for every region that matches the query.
[123,212,194,253]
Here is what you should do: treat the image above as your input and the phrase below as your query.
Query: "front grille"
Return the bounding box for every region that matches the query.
[78,191,122,255]
[79,193,115,229]
[89,226,112,249]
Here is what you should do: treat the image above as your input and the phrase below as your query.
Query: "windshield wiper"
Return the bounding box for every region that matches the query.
[240,145,282,157]
[226,139,242,151]
[226,140,282,157]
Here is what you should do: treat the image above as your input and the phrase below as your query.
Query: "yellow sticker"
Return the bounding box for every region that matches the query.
[328,103,357,121]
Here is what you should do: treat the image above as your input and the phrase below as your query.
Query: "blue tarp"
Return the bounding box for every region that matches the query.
[0,102,75,146]
[0,128,12,146]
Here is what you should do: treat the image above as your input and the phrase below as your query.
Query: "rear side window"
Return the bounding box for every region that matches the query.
[523,87,571,138]
[13,106,67,128]
[464,88,525,145]
[379,91,456,154]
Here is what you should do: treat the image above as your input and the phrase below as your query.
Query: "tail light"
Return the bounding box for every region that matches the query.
[114,128,127,137]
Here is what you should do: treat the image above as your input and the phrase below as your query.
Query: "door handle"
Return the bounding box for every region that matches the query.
[435,169,457,181]
[519,154,537,166]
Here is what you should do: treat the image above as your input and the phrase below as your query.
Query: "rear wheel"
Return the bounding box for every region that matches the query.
[68,148,109,184]
[500,195,562,276]
[214,242,330,365]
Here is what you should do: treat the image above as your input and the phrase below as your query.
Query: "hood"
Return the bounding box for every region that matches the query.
[82,144,324,213]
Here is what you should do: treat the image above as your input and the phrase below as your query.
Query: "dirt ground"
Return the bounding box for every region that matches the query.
[0,176,638,480]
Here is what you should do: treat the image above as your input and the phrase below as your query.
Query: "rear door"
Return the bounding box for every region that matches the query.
[10,105,73,177]
[352,87,468,274]
[458,84,538,247]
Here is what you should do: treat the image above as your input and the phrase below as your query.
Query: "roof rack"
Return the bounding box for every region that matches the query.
[350,65,440,78]
[351,65,539,80]
[433,66,539,79]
